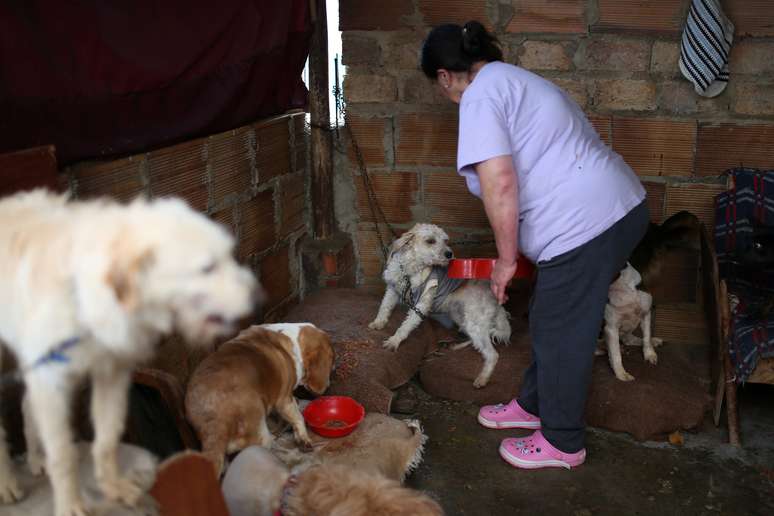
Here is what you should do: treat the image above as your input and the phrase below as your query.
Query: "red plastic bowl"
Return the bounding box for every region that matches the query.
[303,396,365,438]
[447,256,535,279]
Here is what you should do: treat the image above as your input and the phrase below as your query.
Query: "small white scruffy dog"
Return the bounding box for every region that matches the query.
[598,262,662,381]
[0,190,258,516]
[369,223,511,388]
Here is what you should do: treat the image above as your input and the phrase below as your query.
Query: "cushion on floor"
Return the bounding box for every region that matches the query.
[284,288,437,413]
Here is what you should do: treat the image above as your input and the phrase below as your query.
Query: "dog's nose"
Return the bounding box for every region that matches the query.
[445,251,453,259]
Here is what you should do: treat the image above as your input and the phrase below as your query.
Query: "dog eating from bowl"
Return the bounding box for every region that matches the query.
[369,223,511,388]
[0,189,258,516]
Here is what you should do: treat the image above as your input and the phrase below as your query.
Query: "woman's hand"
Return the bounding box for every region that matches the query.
[491,258,517,305]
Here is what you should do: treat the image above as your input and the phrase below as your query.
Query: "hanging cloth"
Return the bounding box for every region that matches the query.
[678,0,735,98]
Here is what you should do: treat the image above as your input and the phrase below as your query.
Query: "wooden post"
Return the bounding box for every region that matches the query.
[309,0,334,239]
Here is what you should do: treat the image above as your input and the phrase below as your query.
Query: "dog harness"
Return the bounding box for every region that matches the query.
[397,266,463,329]
[0,336,80,388]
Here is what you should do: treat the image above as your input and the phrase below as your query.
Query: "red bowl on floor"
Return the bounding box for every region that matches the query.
[303,396,365,438]
[447,256,535,279]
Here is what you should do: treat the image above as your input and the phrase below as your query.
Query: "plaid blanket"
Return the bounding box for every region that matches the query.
[714,168,774,383]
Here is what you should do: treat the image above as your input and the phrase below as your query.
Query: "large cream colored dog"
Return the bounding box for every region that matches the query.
[0,190,258,516]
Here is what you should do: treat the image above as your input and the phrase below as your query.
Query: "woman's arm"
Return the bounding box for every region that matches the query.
[475,155,519,304]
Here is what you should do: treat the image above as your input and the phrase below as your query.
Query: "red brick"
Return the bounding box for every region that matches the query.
[239,189,276,260]
[399,72,447,105]
[209,127,255,207]
[695,124,774,177]
[259,245,292,312]
[255,117,291,181]
[280,174,306,237]
[664,182,727,229]
[725,0,774,37]
[587,114,612,146]
[594,0,686,35]
[356,225,393,279]
[419,0,491,29]
[211,205,237,238]
[423,171,489,228]
[395,113,458,167]
[355,171,419,224]
[642,181,666,224]
[612,117,696,177]
[339,0,413,30]
[148,138,209,212]
[347,115,387,167]
[657,81,698,116]
[0,145,60,197]
[506,1,586,34]
[71,156,145,202]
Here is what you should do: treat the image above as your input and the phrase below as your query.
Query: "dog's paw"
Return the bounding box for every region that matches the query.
[27,450,45,476]
[383,336,402,350]
[644,350,658,365]
[473,374,490,389]
[0,473,23,504]
[297,437,314,453]
[99,474,144,507]
[615,371,635,382]
[368,319,387,331]
[652,337,664,348]
[55,501,90,516]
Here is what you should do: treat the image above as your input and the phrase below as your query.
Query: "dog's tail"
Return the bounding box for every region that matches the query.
[491,307,511,345]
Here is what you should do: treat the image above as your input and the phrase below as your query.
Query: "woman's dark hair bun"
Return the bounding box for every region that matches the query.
[461,21,486,55]
[461,21,502,62]
[420,20,503,79]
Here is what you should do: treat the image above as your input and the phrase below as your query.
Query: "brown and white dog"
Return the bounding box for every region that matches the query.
[221,446,444,516]
[185,323,335,477]
[369,223,511,388]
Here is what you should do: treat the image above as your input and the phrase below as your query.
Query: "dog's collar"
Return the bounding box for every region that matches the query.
[31,336,81,368]
[275,474,299,516]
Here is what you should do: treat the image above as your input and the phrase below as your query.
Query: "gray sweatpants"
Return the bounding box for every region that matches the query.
[518,200,649,453]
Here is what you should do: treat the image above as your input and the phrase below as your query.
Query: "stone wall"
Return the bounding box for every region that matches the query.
[338,0,774,341]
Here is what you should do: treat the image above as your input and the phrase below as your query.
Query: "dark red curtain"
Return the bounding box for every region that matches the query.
[0,1,311,165]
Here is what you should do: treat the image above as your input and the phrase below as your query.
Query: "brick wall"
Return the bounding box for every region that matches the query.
[339,0,774,341]
[63,112,308,384]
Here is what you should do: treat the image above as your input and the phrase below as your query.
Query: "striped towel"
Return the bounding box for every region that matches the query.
[679,0,734,98]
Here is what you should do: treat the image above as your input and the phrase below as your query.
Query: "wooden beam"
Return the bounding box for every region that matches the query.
[309,0,334,239]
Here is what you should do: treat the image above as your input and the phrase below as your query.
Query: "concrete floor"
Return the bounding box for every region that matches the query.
[400,381,774,516]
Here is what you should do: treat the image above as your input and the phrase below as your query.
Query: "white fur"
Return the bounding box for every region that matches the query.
[0,190,258,516]
[598,262,663,381]
[257,323,312,388]
[369,223,511,388]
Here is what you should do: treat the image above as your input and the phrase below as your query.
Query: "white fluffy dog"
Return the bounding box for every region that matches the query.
[0,190,257,516]
[369,223,510,388]
[598,262,662,381]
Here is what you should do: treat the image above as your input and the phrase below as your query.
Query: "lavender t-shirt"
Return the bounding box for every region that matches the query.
[457,61,645,263]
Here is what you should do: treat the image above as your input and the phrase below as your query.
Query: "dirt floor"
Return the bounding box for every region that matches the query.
[399,381,774,516]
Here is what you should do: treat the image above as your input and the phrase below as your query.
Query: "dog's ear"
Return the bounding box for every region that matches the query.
[301,327,335,394]
[107,245,156,311]
[74,236,156,350]
[620,263,642,288]
[389,230,416,258]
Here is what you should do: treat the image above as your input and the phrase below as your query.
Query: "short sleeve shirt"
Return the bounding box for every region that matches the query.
[457,61,645,263]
